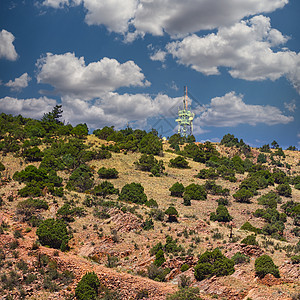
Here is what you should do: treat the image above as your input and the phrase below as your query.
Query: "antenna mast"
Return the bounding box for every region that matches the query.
[176,86,195,138]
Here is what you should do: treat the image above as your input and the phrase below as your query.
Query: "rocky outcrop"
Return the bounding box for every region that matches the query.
[223,243,264,259]
[102,208,143,232]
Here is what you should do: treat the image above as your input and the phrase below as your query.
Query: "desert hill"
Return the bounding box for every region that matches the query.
[0,111,299,300]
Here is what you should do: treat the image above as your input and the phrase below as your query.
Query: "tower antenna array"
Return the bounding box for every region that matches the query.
[176,86,194,138]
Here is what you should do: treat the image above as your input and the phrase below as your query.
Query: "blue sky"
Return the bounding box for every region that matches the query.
[0,0,299,148]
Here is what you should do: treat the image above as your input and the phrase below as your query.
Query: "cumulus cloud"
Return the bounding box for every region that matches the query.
[0,29,18,61]
[0,96,56,119]
[198,91,294,127]
[36,52,150,99]
[61,92,182,128]
[166,16,300,92]
[83,0,137,33]
[133,0,287,38]
[41,0,287,38]
[5,73,31,91]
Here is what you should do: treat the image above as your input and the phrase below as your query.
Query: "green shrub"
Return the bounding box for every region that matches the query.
[66,164,94,192]
[14,165,63,197]
[281,201,300,218]
[145,198,158,208]
[75,272,100,300]
[93,126,115,139]
[118,182,147,204]
[276,183,292,197]
[169,156,190,169]
[291,255,300,264]
[257,191,281,209]
[150,242,163,256]
[36,218,70,250]
[220,134,239,147]
[241,235,258,246]
[135,154,164,176]
[216,198,229,206]
[204,180,229,196]
[289,254,300,264]
[233,188,253,203]
[56,203,86,222]
[143,218,154,230]
[210,205,233,222]
[93,181,119,198]
[255,255,279,278]
[164,235,183,254]
[196,168,218,179]
[13,165,48,183]
[22,146,43,162]
[272,168,288,184]
[184,184,207,200]
[97,167,118,179]
[147,263,170,282]
[257,153,267,164]
[253,207,287,237]
[149,209,165,221]
[139,133,163,155]
[231,252,250,264]
[194,248,235,281]
[239,169,274,194]
[183,194,191,206]
[260,144,271,153]
[154,249,166,267]
[291,175,300,185]
[181,263,190,272]
[166,287,201,300]
[169,182,185,197]
[165,206,179,222]
[0,161,5,171]
[16,198,49,220]
[18,181,42,197]
[240,222,261,234]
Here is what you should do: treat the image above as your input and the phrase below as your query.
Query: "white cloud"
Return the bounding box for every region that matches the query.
[61,92,183,128]
[150,50,167,62]
[41,0,288,38]
[0,29,18,61]
[42,0,69,8]
[198,91,293,127]
[166,16,300,92]
[36,52,150,99]
[83,0,137,34]
[0,96,56,119]
[5,73,31,91]
[284,99,296,112]
[132,0,287,38]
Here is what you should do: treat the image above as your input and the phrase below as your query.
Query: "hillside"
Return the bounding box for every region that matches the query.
[0,112,299,300]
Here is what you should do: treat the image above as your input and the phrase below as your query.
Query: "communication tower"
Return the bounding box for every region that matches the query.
[176,86,194,138]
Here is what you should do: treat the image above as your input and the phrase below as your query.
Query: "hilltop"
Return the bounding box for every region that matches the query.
[0,109,299,300]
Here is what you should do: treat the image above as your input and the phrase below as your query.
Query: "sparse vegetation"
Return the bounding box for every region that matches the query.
[0,109,299,299]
